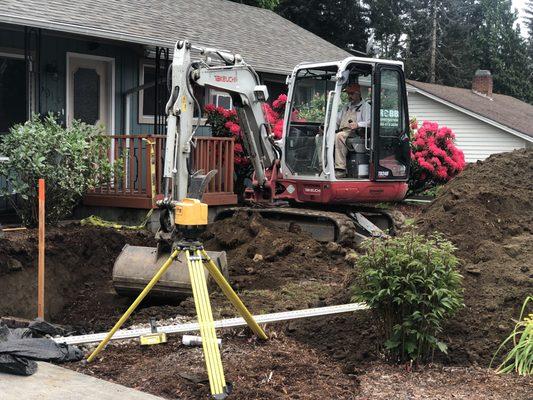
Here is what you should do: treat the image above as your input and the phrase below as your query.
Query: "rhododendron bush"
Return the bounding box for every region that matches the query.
[262,93,288,139]
[203,94,293,199]
[203,104,251,200]
[409,119,465,194]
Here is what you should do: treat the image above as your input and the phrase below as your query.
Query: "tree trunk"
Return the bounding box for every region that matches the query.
[429,0,437,83]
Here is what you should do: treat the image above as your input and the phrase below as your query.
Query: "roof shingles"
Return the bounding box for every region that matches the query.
[0,0,351,74]
[407,80,533,138]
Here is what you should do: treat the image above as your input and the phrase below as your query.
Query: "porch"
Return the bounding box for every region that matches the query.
[83,135,237,208]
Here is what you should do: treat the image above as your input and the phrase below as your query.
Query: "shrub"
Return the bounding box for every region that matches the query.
[203,105,252,200]
[262,93,288,139]
[491,296,532,375]
[409,119,465,195]
[352,231,464,363]
[0,115,112,225]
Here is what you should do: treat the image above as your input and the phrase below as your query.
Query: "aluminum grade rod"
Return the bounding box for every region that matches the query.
[54,302,369,346]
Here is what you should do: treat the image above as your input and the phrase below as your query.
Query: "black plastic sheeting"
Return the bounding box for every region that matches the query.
[0,319,83,376]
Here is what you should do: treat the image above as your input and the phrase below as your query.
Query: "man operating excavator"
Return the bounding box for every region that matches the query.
[334,82,371,178]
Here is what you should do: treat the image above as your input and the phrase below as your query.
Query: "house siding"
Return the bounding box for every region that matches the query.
[408,91,527,162]
[0,26,159,135]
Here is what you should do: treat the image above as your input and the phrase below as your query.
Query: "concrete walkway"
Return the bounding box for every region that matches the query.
[0,362,165,400]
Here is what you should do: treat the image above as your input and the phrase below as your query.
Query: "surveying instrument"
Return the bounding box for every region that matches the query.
[86,196,268,399]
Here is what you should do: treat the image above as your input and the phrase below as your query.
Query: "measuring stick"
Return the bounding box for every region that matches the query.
[38,178,45,319]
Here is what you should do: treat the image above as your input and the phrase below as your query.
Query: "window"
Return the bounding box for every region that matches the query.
[138,62,157,124]
[206,89,232,109]
[375,67,409,179]
[285,66,337,176]
[0,53,27,133]
[139,61,211,123]
[379,69,404,136]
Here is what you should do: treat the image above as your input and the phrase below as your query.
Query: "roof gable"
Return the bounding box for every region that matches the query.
[407,80,533,139]
[0,0,351,74]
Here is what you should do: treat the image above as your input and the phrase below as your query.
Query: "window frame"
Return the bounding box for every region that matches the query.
[138,60,156,125]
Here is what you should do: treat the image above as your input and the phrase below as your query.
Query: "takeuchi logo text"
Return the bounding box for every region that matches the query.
[214,75,238,83]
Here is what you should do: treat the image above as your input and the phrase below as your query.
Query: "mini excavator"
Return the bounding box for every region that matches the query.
[113,40,411,298]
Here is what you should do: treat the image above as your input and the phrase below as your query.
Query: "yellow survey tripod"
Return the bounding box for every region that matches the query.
[86,199,268,399]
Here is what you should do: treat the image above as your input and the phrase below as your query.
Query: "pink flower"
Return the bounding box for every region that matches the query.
[273,119,284,139]
[410,119,419,130]
[204,104,216,113]
[234,143,243,153]
[436,166,448,179]
[229,123,241,135]
[222,109,237,119]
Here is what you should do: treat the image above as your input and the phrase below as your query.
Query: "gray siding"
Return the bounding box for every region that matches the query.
[408,91,528,162]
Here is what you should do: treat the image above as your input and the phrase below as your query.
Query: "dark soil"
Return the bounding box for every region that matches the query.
[2,150,532,398]
[67,333,532,400]
[417,148,533,365]
[0,225,153,323]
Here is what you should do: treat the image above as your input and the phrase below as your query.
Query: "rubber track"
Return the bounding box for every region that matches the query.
[215,207,362,244]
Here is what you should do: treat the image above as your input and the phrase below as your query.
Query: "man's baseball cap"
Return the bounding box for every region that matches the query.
[343,83,361,93]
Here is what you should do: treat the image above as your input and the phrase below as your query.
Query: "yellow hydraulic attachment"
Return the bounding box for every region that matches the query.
[87,198,267,399]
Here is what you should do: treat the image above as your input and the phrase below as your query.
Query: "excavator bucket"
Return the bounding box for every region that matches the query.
[112,244,228,298]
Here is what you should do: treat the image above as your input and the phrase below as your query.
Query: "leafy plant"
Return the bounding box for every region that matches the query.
[491,296,533,376]
[409,119,465,195]
[352,231,464,363]
[0,114,112,225]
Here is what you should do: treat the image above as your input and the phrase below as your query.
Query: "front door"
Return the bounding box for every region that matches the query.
[67,55,112,130]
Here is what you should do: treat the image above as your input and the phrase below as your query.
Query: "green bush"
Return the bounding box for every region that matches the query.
[0,115,112,225]
[352,231,464,363]
[491,296,532,375]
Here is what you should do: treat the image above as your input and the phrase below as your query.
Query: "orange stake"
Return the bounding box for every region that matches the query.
[38,179,45,319]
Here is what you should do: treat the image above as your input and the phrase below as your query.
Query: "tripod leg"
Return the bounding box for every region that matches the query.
[200,249,268,340]
[87,249,180,363]
[186,249,228,398]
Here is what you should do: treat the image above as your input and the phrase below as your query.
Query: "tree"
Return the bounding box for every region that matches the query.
[229,0,279,9]
[525,0,533,38]
[476,0,533,103]
[277,0,369,53]
[403,0,482,88]
[364,0,406,58]
[525,0,533,60]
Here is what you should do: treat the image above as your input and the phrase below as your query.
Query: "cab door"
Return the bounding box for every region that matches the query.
[372,65,410,181]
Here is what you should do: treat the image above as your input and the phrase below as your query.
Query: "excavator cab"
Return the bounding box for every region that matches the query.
[279,58,410,203]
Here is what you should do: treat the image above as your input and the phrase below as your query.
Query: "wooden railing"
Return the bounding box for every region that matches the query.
[84,135,237,209]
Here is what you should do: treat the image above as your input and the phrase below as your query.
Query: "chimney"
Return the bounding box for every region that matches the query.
[472,70,493,98]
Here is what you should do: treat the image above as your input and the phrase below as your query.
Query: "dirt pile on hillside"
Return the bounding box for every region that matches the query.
[417,148,533,365]
[0,225,152,326]
[199,212,352,314]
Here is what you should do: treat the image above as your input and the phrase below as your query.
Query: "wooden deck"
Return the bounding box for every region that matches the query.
[83,135,238,209]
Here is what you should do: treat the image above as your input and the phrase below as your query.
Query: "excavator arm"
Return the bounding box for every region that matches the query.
[163,40,278,204]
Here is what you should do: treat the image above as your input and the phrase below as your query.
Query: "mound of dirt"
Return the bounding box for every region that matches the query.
[198,212,352,315]
[417,149,533,365]
[0,225,153,327]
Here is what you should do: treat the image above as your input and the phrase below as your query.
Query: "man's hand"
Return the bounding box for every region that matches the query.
[348,120,358,130]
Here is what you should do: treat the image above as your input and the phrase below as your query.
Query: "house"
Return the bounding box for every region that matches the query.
[0,0,350,211]
[407,71,533,162]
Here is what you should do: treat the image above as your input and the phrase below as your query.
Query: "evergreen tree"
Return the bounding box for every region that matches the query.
[403,0,481,87]
[276,0,369,53]
[525,0,533,37]
[364,0,406,58]
[476,0,532,102]
[229,0,279,9]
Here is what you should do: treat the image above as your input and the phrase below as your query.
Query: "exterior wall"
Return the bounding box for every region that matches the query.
[407,91,528,162]
[0,25,155,135]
